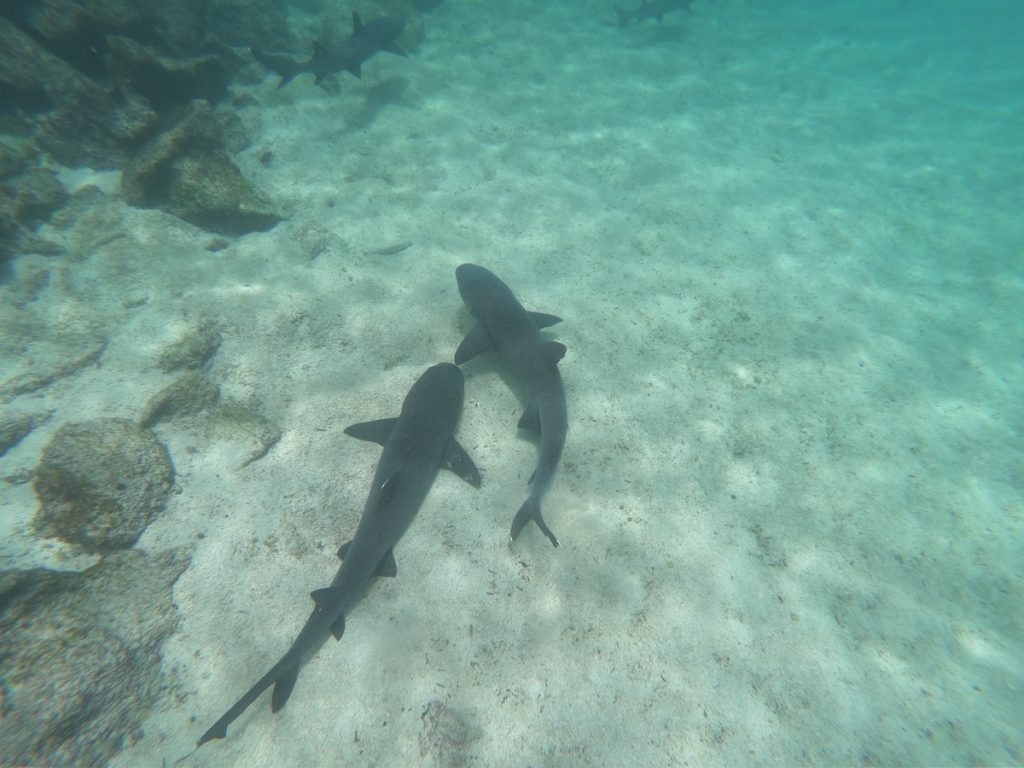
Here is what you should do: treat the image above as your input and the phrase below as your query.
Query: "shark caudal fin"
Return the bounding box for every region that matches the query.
[250,48,303,88]
[511,497,559,547]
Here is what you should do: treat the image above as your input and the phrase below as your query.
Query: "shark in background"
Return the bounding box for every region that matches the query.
[454,264,568,548]
[615,0,695,26]
[251,12,407,89]
[196,363,479,747]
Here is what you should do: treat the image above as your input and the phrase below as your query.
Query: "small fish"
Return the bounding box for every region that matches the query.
[365,241,413,256]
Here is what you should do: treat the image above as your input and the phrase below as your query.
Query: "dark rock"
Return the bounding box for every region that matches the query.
[7,167,68,226]
[0,549,189,768]
[122,101,280,234]
[0,142,32,179]
[106,35,232,108]
[0,411,51,457]
[139,370,220,428]
[155,323,222,373]
[419,700,480,768]
[32,419,175,553]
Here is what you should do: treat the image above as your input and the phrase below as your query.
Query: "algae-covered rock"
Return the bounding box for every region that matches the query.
[0,411,51,457]
[210,400,282,467]
[122,100,281,235]
[0,549,189,768]
[32,419,174,553]
[155,323,222,372]
[139,370,220,428]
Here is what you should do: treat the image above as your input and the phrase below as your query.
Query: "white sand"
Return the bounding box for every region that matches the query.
[2,0,1021,765]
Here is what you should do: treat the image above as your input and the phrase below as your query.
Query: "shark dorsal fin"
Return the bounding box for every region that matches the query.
[352,11,363,35]
[529,311,562,329]
[441,438,482,487]
[347,63,362,79]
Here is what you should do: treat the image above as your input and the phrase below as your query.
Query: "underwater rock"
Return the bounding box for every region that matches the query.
[0,548,189,768]
[209,400,282,467]
[0,335,103,395]
[106,35,232,108]
[6,167,68,226]
[0,335,106,402]
[0,411,51,458]
[0,142,32,180]
[155,323,222,373]
[32,418,174,553]
[419,700,480,768]
[139,370,220,428]
[122,100,281,235]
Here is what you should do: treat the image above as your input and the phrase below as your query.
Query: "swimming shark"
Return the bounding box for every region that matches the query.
[197,363,479,746]
[454,264,567,548]
[615,0,694,26]
[250,12,407,89]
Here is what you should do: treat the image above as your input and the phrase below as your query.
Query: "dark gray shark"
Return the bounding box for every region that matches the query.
[251,12,406,89]
[615,0,694,26]
[454,264,566,548]
[197,363,479,746]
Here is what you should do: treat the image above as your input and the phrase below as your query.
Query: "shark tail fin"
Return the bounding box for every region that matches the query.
[511,497,559,547]
[250,47,303,88]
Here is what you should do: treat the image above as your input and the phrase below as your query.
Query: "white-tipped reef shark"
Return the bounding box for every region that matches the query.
[251,12,407,89]
[196,363,479,746]
[454,264,567,548]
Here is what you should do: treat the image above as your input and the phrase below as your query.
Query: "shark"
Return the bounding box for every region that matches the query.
[615,0,694,26]
[197,363,479,746]
[250,12,407,89]
[454,264,567,548]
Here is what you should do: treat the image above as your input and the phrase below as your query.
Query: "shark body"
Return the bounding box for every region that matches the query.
[251,12,406,89]
[454,264,567,548]
[197,363,479,746]
[615,0,694,26]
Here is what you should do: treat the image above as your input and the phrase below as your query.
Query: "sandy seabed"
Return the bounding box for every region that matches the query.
[2,1,1021,766]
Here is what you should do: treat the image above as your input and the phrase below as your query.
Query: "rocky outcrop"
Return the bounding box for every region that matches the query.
[32,419,175,553]
[0,549,189,768]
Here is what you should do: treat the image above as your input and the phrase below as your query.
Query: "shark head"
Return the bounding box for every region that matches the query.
[456,263,510,315]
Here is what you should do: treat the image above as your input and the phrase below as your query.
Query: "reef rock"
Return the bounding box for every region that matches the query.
[122,100,281,234]
[32,418,175,553]
[0,549,189,768]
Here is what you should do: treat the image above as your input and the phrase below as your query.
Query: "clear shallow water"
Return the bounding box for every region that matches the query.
[1,1,1020,766]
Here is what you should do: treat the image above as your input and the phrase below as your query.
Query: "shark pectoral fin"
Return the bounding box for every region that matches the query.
[337,541,352,559]
[347,63,362,78]
[271,666,299,712]
[529,311,563,329]
[454,324,493,365]
[344,417,398,446]
[517,401,541,433]
[375,549,398,577]
[540,341,567,367]
[311,586,343,609]
[441,438,482,487]
[331,612,346,640]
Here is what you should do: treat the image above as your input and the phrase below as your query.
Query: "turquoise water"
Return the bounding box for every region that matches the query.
[0,1,1020,766]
